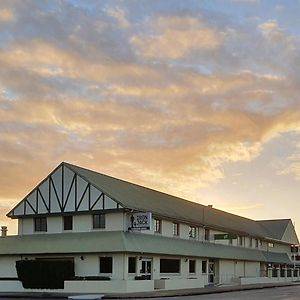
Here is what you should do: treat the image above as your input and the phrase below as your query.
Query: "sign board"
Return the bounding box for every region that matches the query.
[127,212,152,231]
[214,233,237,240]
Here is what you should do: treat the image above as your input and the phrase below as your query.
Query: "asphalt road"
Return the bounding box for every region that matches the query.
[121,285,300,300]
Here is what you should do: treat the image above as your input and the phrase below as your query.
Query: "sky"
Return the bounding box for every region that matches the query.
[1,0,300,235]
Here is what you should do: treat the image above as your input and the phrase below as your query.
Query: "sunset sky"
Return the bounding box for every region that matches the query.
[1,0,300,235]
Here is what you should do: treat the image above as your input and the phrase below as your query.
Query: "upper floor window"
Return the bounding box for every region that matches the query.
[63,215,73,231]
[204,228,210,241]
[34,217,47,232]
[268,242,274,248]
[173,223,179,236]
[93,213,105,229]
[249,237,253,247]
[238,236,243,246]
[154,219,161,233]
[255,239,259,248]
[189,226,196,238]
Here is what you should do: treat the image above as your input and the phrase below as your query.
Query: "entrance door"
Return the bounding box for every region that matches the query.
[208,260,215,284]
[140,258,152,279]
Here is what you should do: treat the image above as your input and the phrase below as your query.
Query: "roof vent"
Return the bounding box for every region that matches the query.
[207,205,213,209]
[1,226,7,237]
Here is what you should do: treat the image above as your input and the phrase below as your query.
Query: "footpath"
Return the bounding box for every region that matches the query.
[0,281,300,299]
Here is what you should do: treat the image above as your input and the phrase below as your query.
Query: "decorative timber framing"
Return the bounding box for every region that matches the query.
[7,163,124,218]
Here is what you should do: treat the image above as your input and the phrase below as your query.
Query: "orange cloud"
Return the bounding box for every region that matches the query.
[131,16,221,59]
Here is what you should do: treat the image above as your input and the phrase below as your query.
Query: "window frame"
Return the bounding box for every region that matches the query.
[204,228,210,241]
[63,215,73,231]
[92,213,106,229]
[160,258,180,274]
[99,256,113,274]
[189,226,197,239]
[128,257,136,274]
[202,260,207,274]
[34,217,47,232]
[172,222,179,236]
[189,259,196,274]
[154,219,162,234]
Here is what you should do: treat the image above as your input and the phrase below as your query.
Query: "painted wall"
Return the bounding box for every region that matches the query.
[18,212,126,235]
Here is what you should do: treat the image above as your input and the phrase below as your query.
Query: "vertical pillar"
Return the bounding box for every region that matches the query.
[267,267,273,278]
[276,267,280,279]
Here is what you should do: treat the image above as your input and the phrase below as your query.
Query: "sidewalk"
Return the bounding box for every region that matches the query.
[0,281,300,299]
[103,281,300,298]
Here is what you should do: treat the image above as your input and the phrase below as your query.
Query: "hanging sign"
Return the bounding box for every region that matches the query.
[128,212,152,231]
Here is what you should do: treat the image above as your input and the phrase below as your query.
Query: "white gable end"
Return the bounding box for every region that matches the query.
[8,163,123,218]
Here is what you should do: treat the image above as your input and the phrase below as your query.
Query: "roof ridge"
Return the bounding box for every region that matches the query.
[63,161,206,208]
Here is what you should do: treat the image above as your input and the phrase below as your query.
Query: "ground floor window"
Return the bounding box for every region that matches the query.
[189,259,196,273]
[202,260,207,273]
[128,257,136,273]
[100,256,112,273]
[160,259,180,273]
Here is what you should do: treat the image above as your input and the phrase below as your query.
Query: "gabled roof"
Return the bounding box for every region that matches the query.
[257,219,291,241]
[257,219,299,245]
[64,162,270,239]
[7,161,297,244]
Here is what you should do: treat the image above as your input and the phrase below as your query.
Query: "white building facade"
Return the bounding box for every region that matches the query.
[0,162,299,294]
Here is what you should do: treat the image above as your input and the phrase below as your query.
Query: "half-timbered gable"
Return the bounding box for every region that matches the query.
[7,163,123,218]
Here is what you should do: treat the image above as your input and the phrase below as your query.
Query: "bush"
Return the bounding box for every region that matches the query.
[16,260,74,289]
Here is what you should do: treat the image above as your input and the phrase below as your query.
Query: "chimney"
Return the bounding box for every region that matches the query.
[1,226,7,237]
[207,205,213,209]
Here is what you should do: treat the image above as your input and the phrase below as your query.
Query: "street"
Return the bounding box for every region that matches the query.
[117,285,300,300]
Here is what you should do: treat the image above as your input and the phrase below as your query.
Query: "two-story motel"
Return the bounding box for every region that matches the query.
[0,162,299,293]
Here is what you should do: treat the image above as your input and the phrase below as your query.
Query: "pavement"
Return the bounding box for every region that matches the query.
[1,281,300,299]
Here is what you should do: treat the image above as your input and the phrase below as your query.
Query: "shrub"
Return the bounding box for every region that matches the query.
[16,260,74,289]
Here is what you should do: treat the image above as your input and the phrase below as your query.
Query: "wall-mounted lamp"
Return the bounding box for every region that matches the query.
[80,256,84,261]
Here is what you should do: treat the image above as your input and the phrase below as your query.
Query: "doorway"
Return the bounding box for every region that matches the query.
[140,258,152,279]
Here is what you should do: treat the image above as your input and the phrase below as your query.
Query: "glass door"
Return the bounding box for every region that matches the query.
[140,258,152,279]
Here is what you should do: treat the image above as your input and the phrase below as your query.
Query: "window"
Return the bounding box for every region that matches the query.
[204,228,210,241]
[238,236,243,246]
[189,226,196,238]
[63,216,73,231]
[268,242,274,248]
[255,239,259,248]
[34,217,47,232]
[100,257,112,273]
[93,214,105,229]
[128,257,136,273]
[202,260,207,274]
[160,259,180,273]
[154,219,161,233]
[249,238,253,247]
[189,260,196,273]
[173,223,179,236]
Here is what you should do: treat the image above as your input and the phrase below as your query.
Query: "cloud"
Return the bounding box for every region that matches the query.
[0,8,15,22]
[131,15,222,59]
[1,1,300,233]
